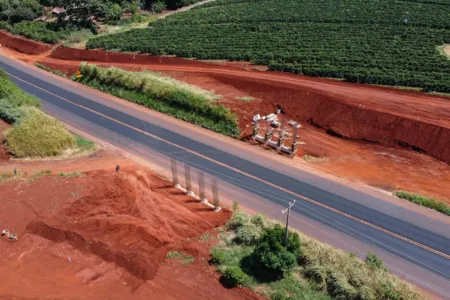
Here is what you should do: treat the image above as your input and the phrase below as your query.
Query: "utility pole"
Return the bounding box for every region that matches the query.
[281,200,296,248]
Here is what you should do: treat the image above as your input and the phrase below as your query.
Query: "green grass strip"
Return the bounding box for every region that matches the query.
[395,191,450,216]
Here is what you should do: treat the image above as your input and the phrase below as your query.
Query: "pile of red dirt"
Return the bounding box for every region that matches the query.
[0,168,259,299]
[0,30,52,55]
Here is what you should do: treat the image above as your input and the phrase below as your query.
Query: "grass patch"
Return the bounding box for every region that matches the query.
[73,135,96,154]
[62,29,94,47]
[29,169,52,182]
[35,63,67,78]
[211,202,425,300]
[303,155,329,163]
[395,191,450,216]
[59,172,83,178]
[0,170,26,183]
[0,69,40,124]
[4,107,75,158]
[75,63,238,137]
[235,96,255,101]
[166,251,195,265]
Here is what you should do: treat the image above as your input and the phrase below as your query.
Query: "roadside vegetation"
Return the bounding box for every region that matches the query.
[395,191,450,216]
[0,68,93,158]
[87,0,450,93]
[35,63,68,77]
[75,63,239,137]
[211,202,425,300]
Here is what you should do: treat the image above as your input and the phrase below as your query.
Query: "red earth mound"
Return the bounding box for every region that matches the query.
[0,168,260,299]
[0,30,52,55]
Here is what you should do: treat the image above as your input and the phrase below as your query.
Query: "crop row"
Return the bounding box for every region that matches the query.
[87,0,450,92]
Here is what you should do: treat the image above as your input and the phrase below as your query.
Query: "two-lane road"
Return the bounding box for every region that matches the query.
[1,55,449,299]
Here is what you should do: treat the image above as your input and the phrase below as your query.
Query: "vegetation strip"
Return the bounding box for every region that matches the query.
[75,63,239,137]
[395,191,450,216]
[0,68,93,158]
[87,0,450,93]
[210,202,425,300]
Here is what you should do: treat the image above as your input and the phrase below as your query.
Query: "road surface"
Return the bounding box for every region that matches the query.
[1,55,449,299]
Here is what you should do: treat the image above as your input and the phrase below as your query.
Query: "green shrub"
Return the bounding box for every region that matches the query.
[250,213,268,229]
[0,21,13,31]
[235,224,261,245]
[365,252,384,270]
[253,224,300,277]
[210,248,227,265]
[395,191,450,216]
[152,0,167,13]
[222,266,250,287]
[4,107,75,157]
[226,211,249,230]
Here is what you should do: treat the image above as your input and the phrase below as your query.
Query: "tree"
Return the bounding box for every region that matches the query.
[152,0,165,13]
[55,0,109,21]
[253,224,300,277]
[0,0,43,25]
[106,3,122,21]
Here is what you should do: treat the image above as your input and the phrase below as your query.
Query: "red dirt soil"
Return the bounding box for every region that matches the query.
[0,30,53,55]
[1,40,450,202]
[0,166,261,300]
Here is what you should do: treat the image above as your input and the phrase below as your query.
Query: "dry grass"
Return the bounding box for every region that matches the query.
[4,107,75,158]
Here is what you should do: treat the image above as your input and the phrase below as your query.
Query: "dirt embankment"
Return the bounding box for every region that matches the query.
[0,30,52,55]
[209,74,450,163]
[0,167,259,299]
[51,46,261,70]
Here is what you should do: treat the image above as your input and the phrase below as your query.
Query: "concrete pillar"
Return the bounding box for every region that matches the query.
[185,164,193,196]
[171,158,180,188]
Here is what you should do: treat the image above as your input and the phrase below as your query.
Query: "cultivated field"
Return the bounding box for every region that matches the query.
[87,0,450,92]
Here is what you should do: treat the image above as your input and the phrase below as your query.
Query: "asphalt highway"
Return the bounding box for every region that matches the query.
[1,55,449,298]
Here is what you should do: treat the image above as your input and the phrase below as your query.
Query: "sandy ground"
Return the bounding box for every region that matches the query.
[0,150,262,299]
[1,39,450,204]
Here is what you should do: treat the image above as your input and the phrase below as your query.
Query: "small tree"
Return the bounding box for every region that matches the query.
[106,3,122,21]
[152,0,166,14]
[253,224,300,277]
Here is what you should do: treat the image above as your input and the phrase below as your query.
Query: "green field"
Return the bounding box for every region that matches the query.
[87,0,450,92]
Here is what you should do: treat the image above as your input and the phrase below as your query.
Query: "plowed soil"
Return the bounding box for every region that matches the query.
[1,34,449,202]
[0,164,260,300]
